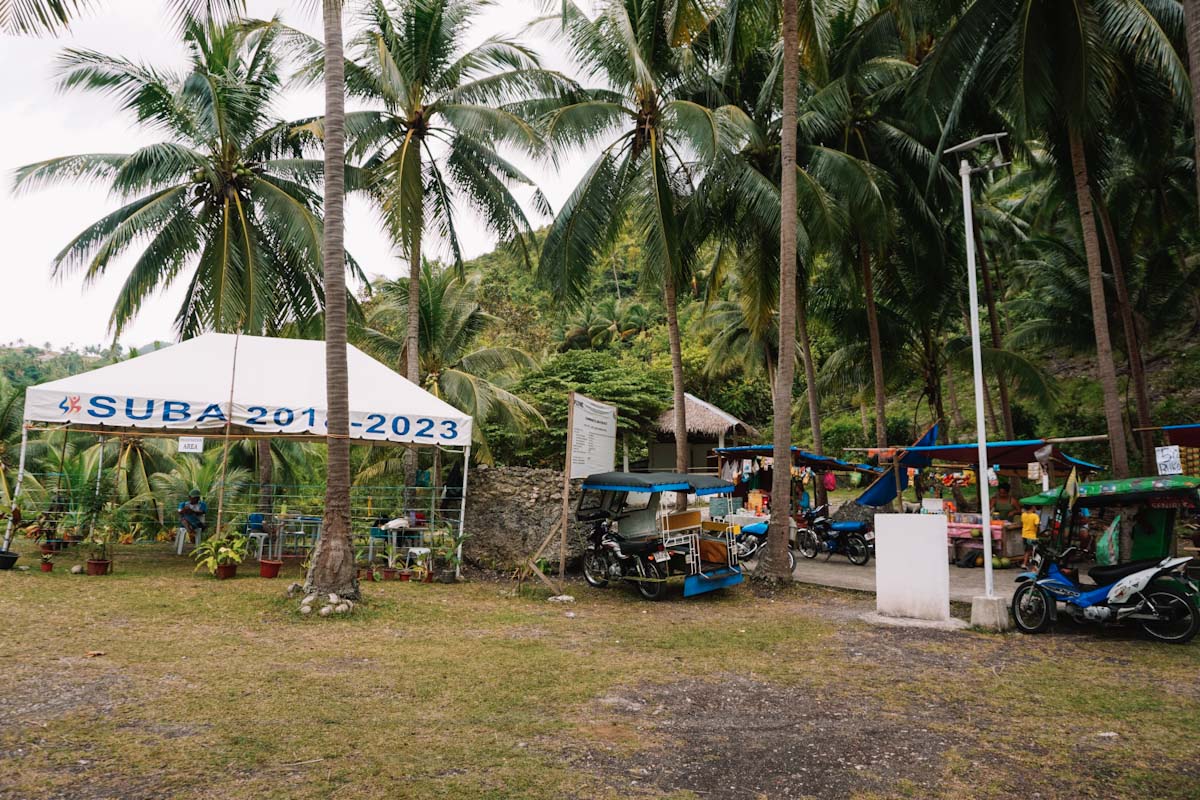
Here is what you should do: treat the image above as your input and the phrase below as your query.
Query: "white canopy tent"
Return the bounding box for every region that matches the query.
[3,333,474,555]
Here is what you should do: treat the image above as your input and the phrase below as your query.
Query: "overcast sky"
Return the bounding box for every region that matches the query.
[0,0,590,350]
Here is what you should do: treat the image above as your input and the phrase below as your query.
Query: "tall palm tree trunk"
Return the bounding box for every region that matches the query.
[1186,0,1200,213]
[404,216,422,495]
[945,358,964,437]
[307,0,358,599]
[1097,199,1153,464]
[256,438,273,517]
[1068,126,1130,478]
[663,268,688,492]
[859,244,887,449]
[765,0,800,581]
[975,223,1015,439]
[797,296,826,507]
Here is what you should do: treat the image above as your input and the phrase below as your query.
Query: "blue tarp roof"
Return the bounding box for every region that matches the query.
[898,439,1103,472]
[714,445,880,474]
[580,472,734,496]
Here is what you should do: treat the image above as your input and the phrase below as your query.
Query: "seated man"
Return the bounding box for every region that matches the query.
[179,489,208,541]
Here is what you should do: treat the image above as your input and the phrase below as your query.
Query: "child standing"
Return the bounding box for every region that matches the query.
[1020,504,1040,568]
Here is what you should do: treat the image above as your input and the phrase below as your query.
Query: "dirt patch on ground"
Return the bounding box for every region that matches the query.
[573,674,952,799]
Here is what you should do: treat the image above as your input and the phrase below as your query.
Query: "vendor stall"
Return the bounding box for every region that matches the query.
[1,333,474,570]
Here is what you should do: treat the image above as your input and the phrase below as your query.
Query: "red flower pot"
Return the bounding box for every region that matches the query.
[259,560,283,579]
[215,563,238,580]
[398,570,412,582]
[40,562,53,572]
[380,567,399,581]
[85,559,110,576]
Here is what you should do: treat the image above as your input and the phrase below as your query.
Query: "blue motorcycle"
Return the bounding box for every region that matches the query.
[1011,543,1199,643]
[795,505,873,566]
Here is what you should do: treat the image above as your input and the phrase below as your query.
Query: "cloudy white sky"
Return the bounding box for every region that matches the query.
[0,0,590,350]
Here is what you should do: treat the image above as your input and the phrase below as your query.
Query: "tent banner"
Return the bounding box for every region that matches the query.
[24,389,472,446]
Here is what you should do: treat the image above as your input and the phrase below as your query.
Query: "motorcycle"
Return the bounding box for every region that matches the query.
[735,521,795,572]
[796,504,873,566]
[1012,543,1200,643]
[581,518,670,601]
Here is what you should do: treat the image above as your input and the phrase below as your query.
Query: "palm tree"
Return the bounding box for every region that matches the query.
[538,0,734,476]
[13,19,333,338]
[922,0,1189,477]
[355,262,544,467]
[307,0,356,598]
[293,0,572,388]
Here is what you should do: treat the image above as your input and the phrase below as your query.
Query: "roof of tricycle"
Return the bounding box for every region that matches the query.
[580,471,735,496]
[1020,475,1200,508]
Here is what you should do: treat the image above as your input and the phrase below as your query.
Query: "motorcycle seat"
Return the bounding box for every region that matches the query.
[1087,558,1163,586]
[616,536,662,555]
[741,522,768,536]
[829,521,868,533]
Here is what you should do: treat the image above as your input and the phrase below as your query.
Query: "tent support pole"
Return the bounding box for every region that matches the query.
[214,334,242,539]
[89,436,105,539]
[456,445,471,580]
[2,427,29,552]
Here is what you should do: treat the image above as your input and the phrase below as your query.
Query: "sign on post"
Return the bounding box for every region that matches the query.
[568,393,618,478]
[178,436,204,453]
[1156,445,1183,476]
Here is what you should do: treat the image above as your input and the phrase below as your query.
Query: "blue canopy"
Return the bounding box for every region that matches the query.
[714,445,880,474]
[897,439,1103,473]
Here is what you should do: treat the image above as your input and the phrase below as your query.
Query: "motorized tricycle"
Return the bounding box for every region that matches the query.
[577,472,743,600]
[1013,475,1200,643]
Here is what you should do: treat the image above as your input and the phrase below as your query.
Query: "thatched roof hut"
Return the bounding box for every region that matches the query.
[655,393,758,443]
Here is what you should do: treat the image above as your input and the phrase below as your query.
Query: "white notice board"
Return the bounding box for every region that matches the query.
[568,393,617,479]
[1156,445,1183,476]
[178,436,204,453]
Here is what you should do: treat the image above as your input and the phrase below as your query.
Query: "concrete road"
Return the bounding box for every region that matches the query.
[790,555,1020,604]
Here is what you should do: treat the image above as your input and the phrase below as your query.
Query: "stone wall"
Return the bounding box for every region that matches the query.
[461,465,588,572]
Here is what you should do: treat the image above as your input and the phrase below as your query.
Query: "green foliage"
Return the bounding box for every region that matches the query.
[192,532,248,573]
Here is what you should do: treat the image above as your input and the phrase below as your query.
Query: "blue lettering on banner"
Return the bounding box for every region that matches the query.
[87,396,117,419]
[196,403,226,423]
[125,399,155,421]
[162,400,191,422]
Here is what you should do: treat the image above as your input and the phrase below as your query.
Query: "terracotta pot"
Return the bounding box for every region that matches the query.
[40,562,53,572]
[259,560,283,579]
[398,570,412,582]
[215,563,238,580]
[380,567,399,581]
[85,559,110,576]
[357,567,375,581]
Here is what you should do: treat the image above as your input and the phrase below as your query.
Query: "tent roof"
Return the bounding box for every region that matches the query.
[580,471,734,496]
[23,333,472,447]
[656,393,758,438]
[898,439,1103,473]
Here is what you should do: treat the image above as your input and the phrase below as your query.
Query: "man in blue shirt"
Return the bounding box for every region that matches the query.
[179,489,207,539]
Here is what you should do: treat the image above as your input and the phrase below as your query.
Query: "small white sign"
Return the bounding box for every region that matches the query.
[178,436,205,454]
[568,393,618,479]
[1156,445,1183,476]
[1027,461,1042,480]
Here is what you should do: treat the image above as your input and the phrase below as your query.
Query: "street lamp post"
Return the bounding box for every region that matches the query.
[946,133,1009,603]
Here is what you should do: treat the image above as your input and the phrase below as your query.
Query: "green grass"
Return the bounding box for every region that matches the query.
[2,542,1198,799]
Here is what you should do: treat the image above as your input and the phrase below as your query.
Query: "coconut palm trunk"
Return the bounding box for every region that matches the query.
[945,359,964,437]
[764,0,800,582]
[859,243,887,449]
[1186,0,1200,213]
[663,269,688,476]
[307,0,358,599]
[975,223,1015,439]
[1067,126,1130,478]
[1097,199,1153,464]
[256,438,273,518]
[404,212,422,495]
[797,296,825,507]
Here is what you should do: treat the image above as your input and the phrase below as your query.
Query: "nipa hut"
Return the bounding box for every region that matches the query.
[649,393,758,472]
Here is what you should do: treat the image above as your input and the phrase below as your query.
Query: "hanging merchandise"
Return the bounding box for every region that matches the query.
[986,468,998,487]
[823,472,837,492]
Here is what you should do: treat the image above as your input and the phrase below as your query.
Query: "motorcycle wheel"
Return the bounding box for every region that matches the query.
[1011,582,1053,634]
[582,551,609,588]
[786,546,796,573]
[634,557,665,601]
[797,529,819,559]
[845,534,871,566]
[1139,583,1200,644]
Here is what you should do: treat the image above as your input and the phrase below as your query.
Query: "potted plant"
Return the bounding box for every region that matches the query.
[192,532,247,579]
[380,543,403,580]
[83,528,113,575]
[40,552,54,572]
[259,556,283,579]
[432,529,467,584]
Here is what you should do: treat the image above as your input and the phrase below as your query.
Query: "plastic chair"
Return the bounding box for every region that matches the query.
[243,513,269,561]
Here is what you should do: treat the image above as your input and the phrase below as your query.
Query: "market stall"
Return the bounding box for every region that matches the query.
[0,333,474,568]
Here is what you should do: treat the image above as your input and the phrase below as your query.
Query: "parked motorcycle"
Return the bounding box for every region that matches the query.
[581,519,668,600]
[735,521,795,572]
[1012,543,1200,643]
[796,505,873,566]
